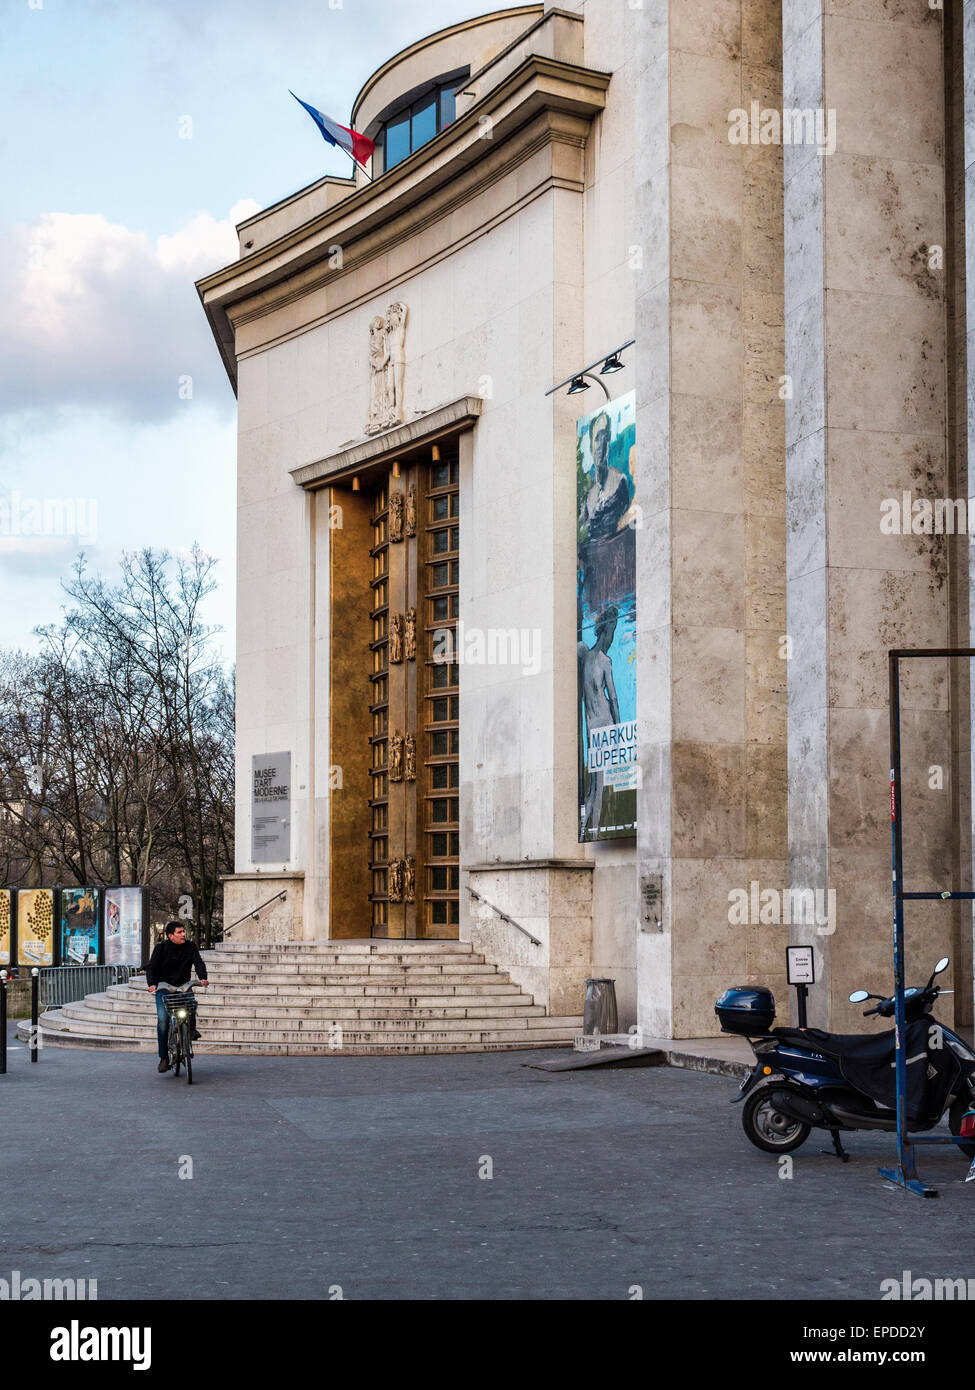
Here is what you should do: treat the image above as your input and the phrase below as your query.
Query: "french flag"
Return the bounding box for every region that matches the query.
[290,92,375,169]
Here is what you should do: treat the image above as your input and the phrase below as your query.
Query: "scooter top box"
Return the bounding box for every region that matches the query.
[715,986,775,1035]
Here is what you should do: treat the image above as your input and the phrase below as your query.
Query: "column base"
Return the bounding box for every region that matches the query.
[221,872,306,943]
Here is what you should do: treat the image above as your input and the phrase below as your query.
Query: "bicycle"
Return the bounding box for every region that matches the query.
[159,981,200,1084]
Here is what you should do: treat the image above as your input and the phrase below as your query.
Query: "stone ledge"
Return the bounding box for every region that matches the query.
[290,396,483,490]
[220,871,305,882]
[638,1033,752,1080]
[465,859,594,872]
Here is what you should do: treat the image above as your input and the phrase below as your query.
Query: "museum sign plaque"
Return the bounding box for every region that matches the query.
[252,752,292,864]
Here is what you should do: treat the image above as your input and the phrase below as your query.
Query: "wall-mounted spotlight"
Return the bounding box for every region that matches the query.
[545,340,635,402]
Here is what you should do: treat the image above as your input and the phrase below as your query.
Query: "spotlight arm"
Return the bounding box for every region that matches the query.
[579,372,611,400]
[544,339,636,397]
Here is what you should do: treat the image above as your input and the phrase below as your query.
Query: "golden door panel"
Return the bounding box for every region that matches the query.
[367,443,459,939]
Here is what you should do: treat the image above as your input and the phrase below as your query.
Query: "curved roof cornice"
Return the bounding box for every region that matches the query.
[350,4,543,128]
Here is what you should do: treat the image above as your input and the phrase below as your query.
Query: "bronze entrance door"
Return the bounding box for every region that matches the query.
[367,442,459,938]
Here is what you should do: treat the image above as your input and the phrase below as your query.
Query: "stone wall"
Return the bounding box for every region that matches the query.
[785,0,957,1030]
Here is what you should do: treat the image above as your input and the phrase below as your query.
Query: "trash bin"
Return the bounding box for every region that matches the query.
[583,978,618,1036]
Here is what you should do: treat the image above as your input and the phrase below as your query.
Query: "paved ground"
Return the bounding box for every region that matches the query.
[4,1024,975,1301]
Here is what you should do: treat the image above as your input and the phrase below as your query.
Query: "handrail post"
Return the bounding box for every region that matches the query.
[222,889,288,938]
[30,968,39,1063]
[0,970,7,1075]
[466,886,541,946]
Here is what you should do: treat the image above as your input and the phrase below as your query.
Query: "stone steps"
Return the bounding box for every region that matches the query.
[107,982,527,1002]
[68,992,546,1021]
[199,943,481,958]
[204,939,478,953]
[35,1009,579,1048]
[24,938,580,1056]
[49,1014,575,1040]
[185,966,510,981]
[180,973,509,984]
[24,1027,571,1057]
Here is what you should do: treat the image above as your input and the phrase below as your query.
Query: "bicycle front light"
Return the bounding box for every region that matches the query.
[177,1009,187,1019]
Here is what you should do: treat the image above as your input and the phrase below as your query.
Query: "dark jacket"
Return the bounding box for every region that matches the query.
[145,938,208,988]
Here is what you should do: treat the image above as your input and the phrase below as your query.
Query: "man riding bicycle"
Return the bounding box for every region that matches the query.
[146,921,209,1073]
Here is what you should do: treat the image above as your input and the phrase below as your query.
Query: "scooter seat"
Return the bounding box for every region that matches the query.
[771,1026,894,1063]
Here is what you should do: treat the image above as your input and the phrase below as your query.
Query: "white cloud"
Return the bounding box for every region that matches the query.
[156,199,261,274]
[0,201,259,425]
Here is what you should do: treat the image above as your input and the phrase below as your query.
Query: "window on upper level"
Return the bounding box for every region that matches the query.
[379,71,467,174]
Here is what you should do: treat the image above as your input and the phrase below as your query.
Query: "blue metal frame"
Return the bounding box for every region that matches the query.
[883,648,975,1198]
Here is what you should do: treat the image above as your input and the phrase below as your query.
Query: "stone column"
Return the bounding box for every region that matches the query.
[962,0,975,1021]
[635,0,788,1039]
[784,0,954,1027]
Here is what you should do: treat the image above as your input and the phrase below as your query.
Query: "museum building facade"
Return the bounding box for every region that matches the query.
[199,1,975,1038]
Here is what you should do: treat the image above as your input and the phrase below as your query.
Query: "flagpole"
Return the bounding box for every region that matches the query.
[290,90,375,185]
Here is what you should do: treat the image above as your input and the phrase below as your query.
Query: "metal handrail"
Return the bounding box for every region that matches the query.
[466,886,541,946]
[39,965,135,1009]
[221,889,287,938]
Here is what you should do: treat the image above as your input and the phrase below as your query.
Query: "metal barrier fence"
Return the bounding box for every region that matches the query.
[38,965,136,1009]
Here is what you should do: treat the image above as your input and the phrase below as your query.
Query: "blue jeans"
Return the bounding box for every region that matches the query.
[155,988,198,1059]
[154,990,170,1059]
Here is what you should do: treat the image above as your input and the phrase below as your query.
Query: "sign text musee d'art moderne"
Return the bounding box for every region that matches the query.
[251,753,292,864]
[576,391,637,843]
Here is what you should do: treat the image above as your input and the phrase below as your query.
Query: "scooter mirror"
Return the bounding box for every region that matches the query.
[935,956,950,975]
[849,989,870,1003]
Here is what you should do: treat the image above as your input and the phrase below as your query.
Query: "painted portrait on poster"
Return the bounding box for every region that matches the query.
[576,391,637,842]
[60,887,100,964]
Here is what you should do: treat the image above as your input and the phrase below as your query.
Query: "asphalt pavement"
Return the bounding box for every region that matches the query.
[4,1024,975,1301]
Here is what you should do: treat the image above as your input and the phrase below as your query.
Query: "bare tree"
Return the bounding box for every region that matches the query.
[0,547,235,945]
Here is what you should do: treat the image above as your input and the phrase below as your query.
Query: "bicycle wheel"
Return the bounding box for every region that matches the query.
[170,1019,181,1077]
[181,1022,193,1085]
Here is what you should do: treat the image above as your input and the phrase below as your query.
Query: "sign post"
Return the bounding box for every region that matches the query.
[30,968,38,1063]
[786,945,815,1027]
[0,970,6,1075]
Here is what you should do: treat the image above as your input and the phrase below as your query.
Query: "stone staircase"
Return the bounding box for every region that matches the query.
[24,940,583,1055]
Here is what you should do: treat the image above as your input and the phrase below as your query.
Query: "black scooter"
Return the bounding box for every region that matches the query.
[715,957,975,1160]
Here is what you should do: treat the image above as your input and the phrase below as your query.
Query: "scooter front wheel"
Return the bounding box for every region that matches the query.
[743,1087,811,1154]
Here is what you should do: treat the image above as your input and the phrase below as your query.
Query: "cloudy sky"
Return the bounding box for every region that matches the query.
[1,0,502,660]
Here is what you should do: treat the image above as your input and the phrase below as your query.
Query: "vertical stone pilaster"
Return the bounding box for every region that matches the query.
[963,0,975,1020]
[783,0,829,1024]
[785,0,953,1027]
[633,0,673,1038]
[635,0,788,1039]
